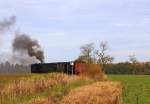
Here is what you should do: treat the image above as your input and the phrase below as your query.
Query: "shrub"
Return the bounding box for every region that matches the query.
[83,64,104,81]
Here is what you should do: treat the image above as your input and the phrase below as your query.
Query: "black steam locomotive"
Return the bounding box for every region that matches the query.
[31,62,75,74]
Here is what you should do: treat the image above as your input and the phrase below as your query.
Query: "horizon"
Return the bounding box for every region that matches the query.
[0,0,150,63]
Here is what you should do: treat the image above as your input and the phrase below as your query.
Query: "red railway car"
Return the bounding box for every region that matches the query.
[74,60,86,75]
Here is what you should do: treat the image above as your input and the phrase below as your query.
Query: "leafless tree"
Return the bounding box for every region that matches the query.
[0,62,31,74]
[95,41,114,72]
[128,54,139,74]
[128,54,138,64]
[79,43,94,65]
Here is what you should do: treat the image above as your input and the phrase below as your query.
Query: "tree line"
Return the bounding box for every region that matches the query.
[0,61,30,74]
[77,42,150,75]
[105,62,150,75]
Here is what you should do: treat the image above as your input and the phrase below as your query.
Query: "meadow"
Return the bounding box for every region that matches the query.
[1,73,149,104]
[0,73,121,104]
[108,75,150,104]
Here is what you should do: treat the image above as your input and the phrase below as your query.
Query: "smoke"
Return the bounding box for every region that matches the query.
[12,33,45,63]
[0,16,45,65]
[11,51,41,65]
[0,16,16,34]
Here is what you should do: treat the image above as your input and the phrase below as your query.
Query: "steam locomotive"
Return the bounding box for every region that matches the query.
[31,61,86,75]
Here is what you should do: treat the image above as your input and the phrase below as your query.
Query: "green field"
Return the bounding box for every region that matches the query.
[108,75,150,104]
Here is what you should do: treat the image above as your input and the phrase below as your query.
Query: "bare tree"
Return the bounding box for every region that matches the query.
[128,54,139,74]
[79,43,94,65]
[0,62,31,74]
[96,41,113,72]
[128,55,138,64]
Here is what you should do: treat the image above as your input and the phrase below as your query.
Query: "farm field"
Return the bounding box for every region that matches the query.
[108,75,150,104]
[0,73,121,104]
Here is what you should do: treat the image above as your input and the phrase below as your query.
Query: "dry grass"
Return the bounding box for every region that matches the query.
[61,81,122,104]
[0,73,79,102]
[0,73,122,104]
[27,97,55,104]
[28,81,122,104]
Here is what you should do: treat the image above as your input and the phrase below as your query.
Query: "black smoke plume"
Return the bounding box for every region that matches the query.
[0,16,16,34]
[12,33,44,63]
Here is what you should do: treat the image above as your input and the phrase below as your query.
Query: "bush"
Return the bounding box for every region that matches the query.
[83,64,104,81]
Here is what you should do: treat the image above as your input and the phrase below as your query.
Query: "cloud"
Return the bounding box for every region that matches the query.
[114,23,134,27]
[0,0,150,62]
[112,50,150,56]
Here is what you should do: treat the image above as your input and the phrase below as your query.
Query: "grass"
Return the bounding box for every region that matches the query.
[61,81,122,104]
[0,74,46,85]
[0,73,128,104]
[0,73,93,104]
[2,79,92,104]
[108,75,150,104]
[26,79,93,104]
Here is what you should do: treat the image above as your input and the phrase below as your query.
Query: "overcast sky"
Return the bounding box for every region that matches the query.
[0,0,150,62]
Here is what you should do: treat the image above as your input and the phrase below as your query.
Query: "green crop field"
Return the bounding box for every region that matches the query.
[108,75,150,104]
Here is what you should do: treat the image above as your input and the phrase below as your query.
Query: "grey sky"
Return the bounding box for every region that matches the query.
[0,0,150,62]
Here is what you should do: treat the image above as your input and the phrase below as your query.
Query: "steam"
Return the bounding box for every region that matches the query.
[0,16,16,34]
[12,33,44,63]
[0,16,45,65]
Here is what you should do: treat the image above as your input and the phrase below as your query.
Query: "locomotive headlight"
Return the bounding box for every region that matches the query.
[70,62,74,75]
[70,62,74,66]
